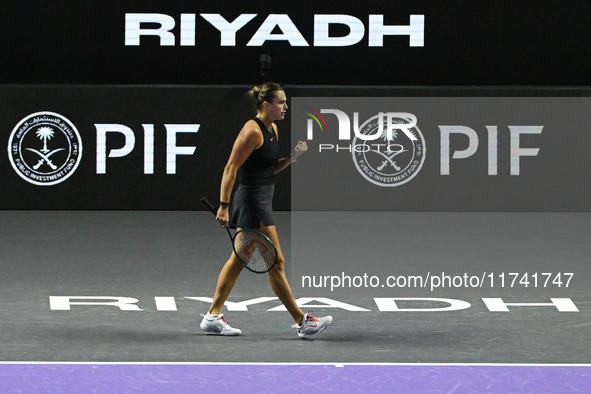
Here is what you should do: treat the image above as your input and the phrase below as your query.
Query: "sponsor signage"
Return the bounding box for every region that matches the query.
[8,112,83,186]
[291,96,591,211]
[48,296,580,313]
[0,86,292,209]
[3,1,591,85]
[125,13,425,47]
[2,86,591,211]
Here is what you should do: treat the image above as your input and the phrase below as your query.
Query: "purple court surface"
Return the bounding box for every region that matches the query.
[0,363,589,393]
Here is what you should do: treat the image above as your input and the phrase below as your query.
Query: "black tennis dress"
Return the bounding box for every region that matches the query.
[229,117,281,229]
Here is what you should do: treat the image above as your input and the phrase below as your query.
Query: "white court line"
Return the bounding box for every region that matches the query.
[0,362,590,367]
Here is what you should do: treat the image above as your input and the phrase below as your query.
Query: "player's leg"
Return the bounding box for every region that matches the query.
[200,253,244,335]
[258,223,304,324]
[208,253,244,314]
[258,223,333,338]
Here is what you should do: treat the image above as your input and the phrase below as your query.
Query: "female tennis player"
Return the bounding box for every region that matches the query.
[200,82,332,338]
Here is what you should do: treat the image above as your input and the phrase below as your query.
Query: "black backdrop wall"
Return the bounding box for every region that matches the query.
[3,1,591,86]
[2,1,590,210]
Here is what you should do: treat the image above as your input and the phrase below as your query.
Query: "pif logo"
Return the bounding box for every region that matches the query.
[8,112,83,186]
[305,109,425,187]
[352,113,425,187]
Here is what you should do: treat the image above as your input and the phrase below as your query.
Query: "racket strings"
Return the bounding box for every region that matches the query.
[234,230,277,272]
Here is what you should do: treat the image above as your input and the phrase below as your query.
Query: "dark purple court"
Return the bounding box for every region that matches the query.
[0,363,589,393]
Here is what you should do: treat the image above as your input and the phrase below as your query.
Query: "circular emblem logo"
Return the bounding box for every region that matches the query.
[352,114,425,187]
[8,112,83,186]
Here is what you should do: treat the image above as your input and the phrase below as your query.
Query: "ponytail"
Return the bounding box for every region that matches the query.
[247,82,283,112]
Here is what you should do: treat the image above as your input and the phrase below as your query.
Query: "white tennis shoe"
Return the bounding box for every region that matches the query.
[200,313,242,336]
[292,310,333,339]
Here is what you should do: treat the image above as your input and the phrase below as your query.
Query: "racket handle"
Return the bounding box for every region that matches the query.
[200,197,217,216]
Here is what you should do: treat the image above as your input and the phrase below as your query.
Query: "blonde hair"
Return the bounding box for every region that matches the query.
[247,82,283,112]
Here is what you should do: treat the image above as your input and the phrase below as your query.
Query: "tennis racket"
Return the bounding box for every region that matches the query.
[200,197,278,274]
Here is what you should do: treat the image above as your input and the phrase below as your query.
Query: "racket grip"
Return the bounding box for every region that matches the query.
[200,197,217,215]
